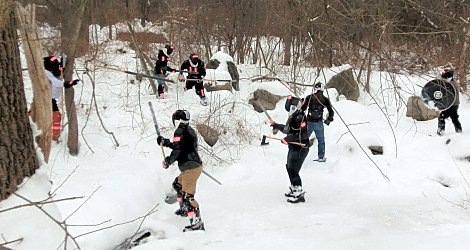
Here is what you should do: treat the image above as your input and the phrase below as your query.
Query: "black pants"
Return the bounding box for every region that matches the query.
[286,145,309,187]
[52,99,59,112]
[186,79,205,98]
[438,105,461,130]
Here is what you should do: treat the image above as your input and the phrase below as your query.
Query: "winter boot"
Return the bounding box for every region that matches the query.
[287,186,305,203]
[284,186,295,198]
[454,123,463,133]
[437,118,445,136]
[174,197,188,217]
[200,96,208,106]
[183,207,205,232]
[52,111,61,141]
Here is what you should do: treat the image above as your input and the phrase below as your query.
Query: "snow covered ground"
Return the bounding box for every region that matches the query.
[1,40,470,250]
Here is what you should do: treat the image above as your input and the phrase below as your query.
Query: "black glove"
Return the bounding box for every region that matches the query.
[162,156,171,169]
[157,136,170,147]
[64,79,80,88]
[324,117,333,125]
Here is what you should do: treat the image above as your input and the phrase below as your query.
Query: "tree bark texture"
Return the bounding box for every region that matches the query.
[60,0,90,155]
[16,3,52,162]
[0,1,39,201]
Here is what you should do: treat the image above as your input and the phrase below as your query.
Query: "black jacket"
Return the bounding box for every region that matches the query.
[166,124,202,170]
[180,59,206,79]
[301,91,334,122]
[154,50,174,75]
[272,110,309,147]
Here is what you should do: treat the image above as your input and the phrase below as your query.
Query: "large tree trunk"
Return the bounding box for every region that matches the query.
[0,1,40,201]
[16,3,52,162]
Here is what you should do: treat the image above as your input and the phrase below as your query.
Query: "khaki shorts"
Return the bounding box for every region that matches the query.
[177,165,202,207]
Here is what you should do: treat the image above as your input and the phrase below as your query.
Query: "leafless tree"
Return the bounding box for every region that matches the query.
[0,0,39,201]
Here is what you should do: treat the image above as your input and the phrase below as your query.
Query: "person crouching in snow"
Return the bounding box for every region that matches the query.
[177,53,208,105]
[43,55,79,141]
[157,110,205,231]
[270,99,310,203]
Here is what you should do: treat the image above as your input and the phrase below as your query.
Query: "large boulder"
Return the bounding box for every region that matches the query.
[249,89,283,112]
[205,52,240,91]
[406,96,439,121]
[227,61,240,91]
[326,68,360,101]
[196,123,219,147]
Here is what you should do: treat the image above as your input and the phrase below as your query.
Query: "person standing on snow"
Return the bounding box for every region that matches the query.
[153,44,176,99]
[301,82,334,162]
[157,110,205,231]
[437,66,463,135]
[177,53,208,105]
[270,101,310,203]
[43,55,80,141]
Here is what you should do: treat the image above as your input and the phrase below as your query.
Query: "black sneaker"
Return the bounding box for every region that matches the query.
[284,186,295,197]
[287,195,305,203]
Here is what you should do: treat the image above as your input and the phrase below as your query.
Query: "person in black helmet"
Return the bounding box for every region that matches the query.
[157,110,205,231]
[301,82,334,162]
[43,55,80,141]
[437,66,463,135]
[177,53,208,105]
[270,98,310,203]
[153,44,176,99]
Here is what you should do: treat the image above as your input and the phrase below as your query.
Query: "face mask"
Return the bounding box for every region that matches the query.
[174,120,181,128]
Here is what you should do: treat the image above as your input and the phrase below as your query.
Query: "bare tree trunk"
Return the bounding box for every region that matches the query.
[0,0,39,201]
[16,3,52,162]
[458,25,470,92]
[140,0,150,27]
[283,36,292,66]
[61,0,90,155]
[126,22,157,94]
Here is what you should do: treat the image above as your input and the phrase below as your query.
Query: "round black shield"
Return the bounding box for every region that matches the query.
[421,79,456,111]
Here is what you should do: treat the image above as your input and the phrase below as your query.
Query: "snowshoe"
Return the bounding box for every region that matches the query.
[183,220,205,232]
[313,158,327,162]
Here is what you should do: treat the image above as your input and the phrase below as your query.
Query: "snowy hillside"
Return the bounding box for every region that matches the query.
[1,38,470,250]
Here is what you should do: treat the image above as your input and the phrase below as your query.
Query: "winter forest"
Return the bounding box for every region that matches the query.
[1,0,470,249]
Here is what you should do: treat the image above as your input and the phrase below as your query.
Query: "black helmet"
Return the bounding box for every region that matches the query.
[189,53,199,65]
[314,82,324,92]
[172,109,190,126]
[284,95,302,112]
[441,66,454,79]
[165,44,175,55]
[43,55,62,77]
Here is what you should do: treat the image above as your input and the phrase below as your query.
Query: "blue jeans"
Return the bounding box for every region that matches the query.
[307,121,325,159]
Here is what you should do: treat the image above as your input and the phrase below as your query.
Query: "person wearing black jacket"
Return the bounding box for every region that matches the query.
[271,102,310,203]
[177,53,208,105]
[437,66,463,135]
[301,82,334,162]
[157,110,205,232]
[153,44,176,99]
